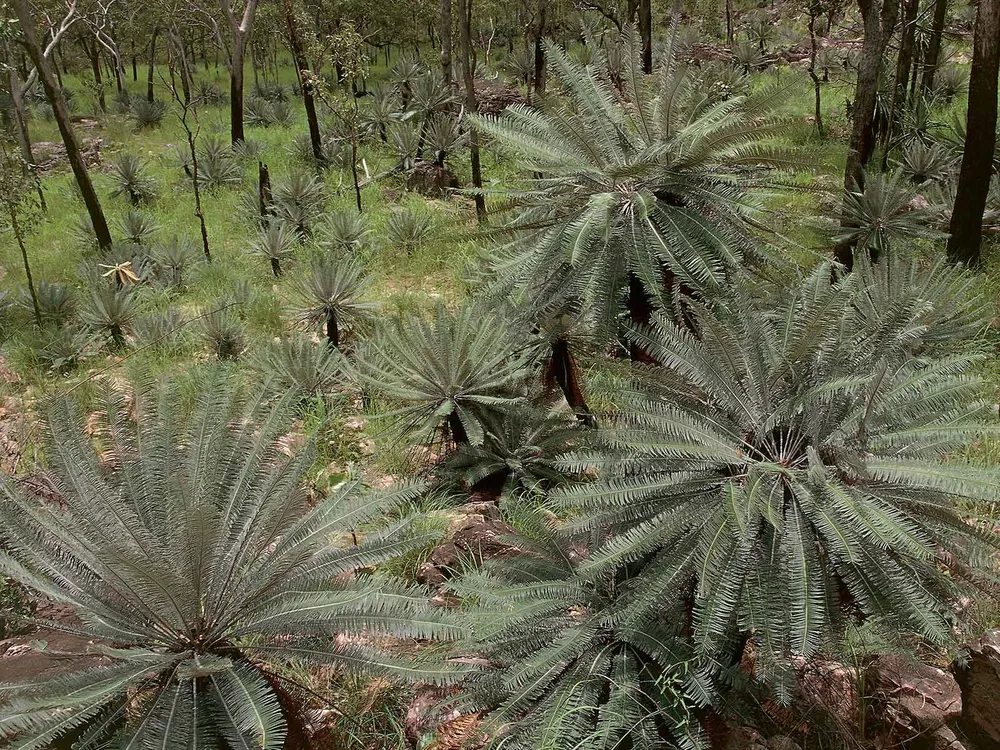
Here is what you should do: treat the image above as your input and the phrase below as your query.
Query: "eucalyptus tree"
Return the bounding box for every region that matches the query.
[946,0,999,267]
[554,258,999,697]
[11,0,113,250]
[0,371,466,745]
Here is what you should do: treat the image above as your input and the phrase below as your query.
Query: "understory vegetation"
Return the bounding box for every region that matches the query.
[1,0,1000,748]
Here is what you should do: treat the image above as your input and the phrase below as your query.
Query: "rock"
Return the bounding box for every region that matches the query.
[473,78,526,116]
[405,160,459,198]
[417,503,523,584]
[767,738,802,750]
[793,656,860,729]
[868,655,962,748]
[954,630,1000,747]
[723,727,768,750]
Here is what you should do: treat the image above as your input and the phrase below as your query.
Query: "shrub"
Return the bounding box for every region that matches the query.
[151,237,202,288]
[248,220,298,277]
[27,280,76,327]
[320,209,370,253]
[79,283,135,349]
[200,307,245,360]
[385,207,434,251]
[253,335,343,397]
[114,208,160,245]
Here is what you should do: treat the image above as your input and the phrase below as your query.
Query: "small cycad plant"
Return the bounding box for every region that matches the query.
[0,372,466,746]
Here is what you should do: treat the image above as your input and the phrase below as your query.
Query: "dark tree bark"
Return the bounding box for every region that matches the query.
[13,0,112,252]
[325,312,340,349]
[726,0,734,45]
[220,0,261,145]
[8,200,41,326]
[447,411,469,445]
[81,35,106,113]
[807,1,825,137]
[533,0,547,97]
[921,0,948,93]
[627,273,656,363]
[946,0,999,267]
[886,0,919,147]
[546,339,595,425]
[258,161,273,224]
[836,0,899,269]
[638,0,652,73]
[283,0,324,165]
[458,0,486,221]
[441,0,453,85]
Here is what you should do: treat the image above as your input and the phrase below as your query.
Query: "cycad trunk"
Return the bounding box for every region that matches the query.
[325,311,340,349]
[14,0,112,252]
[448,411,469,445]
[546,339,595,426]
[627,273,656,363]
[946,0,999,267]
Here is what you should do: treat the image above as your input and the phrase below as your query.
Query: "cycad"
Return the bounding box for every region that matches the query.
[292,255,376,349]
[79,284,135,349]
[201,307,246,360]
[249,221,298,277]
[354,303,533,446]
[554,264,1000,698]
[273,170,327,237]
[129,97,166,129]
[319,209,370,254]
[109,153,157,205]
[835,171,942,263]
[474,27,794,342]
[448,520,703,750]
[0,372,465,747]
[151,236,201,288]
[441,406,580,501]
[114,208,160,245]
[28,280,76,328]
[893,141,954,185]
[254,335,344,398]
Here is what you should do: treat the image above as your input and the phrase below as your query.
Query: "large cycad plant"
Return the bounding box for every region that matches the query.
[474,27,794,339]
[555,261,1000,698]
[0,372,464,746]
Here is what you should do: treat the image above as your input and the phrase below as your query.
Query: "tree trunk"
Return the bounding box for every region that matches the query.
[13,0,113,252]
[921,0,948,93]
[6,58,45,210]
[441,0,453,85]
[886,0,919,149]
[230,42,247,144]
[459,0,487,221]
[627,273,656,363]
[147,28,159,103]
[533,0,547,97]
[807,3,824,138]
[946,0,998,267]
[638,0,652,73]
[837,0,899,270]
[9,203,41,326]
[726,0,734,45]
[83,36,106,114]
[283,0,324,165]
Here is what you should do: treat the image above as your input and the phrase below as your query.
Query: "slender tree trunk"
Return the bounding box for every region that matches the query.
[147,28,159,103]
[9,204,41,326]
[230,43,247,144]
[836,0,899,270]
[13,0,112,251]
[886,0,919,149]
[533,0,547,96]
[441,0,453,85]
[638,0,652,73]
[921,0,948,93]
[283,0,324,165]
[6,61,45,211]
[459,0,486,221]
[726,0,734,45]
[808,4,825,138]
[83,36,106,114]
[946,0,998,267]
[131,42,137,81]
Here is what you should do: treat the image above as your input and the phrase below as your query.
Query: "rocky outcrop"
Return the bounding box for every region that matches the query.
[473,79,526,116]
[954,631,1000,748]
[868,654,964,749]
[416,502,523,586]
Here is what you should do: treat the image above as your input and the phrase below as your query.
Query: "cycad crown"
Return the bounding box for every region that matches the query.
[0,372,467,747]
